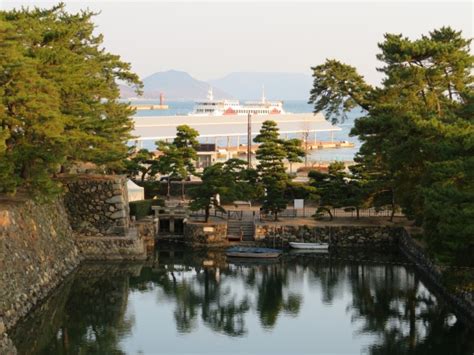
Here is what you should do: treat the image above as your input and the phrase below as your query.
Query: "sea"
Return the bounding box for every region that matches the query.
[131,100,363,163]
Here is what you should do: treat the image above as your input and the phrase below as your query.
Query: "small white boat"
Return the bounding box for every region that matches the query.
[289,242,329,250]
[226,247,282,259]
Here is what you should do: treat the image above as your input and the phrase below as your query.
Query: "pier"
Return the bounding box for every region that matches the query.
[130,92,169,110]
[218,140,354,152]
[131,104,169,110]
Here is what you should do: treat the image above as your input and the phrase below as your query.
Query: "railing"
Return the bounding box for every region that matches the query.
[189,205,403,222]
[189,208,227,220]
[227,210,243,220]
[257,206,403,221]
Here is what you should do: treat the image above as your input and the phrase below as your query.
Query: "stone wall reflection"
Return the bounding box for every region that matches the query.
[11,249,474,354]
[11,264,139,354]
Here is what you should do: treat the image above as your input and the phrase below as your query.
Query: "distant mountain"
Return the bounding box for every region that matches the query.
[120,70,230,100]
[208,72,313,100]
[119,70,313,101]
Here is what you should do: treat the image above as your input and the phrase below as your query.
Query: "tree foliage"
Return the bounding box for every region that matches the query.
[156,125,199,199]
[123,148,160,183]
[188,159,257,222]
[309,162,368,219]
[309,27,473,260]
[254,121,305,220]
[0,4,142,196]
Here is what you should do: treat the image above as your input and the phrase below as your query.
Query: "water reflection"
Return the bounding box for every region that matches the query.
[11,249,474,354]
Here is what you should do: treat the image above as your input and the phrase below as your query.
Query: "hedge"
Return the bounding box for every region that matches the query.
[129,198,164,220]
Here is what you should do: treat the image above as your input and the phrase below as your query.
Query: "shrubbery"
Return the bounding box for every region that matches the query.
[129,199,164,220]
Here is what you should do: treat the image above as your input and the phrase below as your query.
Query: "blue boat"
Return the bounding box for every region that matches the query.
[226,246,282,259]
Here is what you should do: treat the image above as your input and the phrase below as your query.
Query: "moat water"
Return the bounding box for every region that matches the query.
[11,247,474,354]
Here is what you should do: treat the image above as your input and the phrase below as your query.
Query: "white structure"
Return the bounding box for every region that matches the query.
[127,179,145,202]
[190,87,285,116]
[132,112,340,144]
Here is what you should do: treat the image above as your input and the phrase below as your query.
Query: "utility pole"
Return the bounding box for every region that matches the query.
[304,131,309,167]
[247,113,252,168]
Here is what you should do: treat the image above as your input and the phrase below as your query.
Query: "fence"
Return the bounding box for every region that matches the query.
[189,206,403,221]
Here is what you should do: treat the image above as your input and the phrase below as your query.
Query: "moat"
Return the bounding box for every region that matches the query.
[10,247,474,354]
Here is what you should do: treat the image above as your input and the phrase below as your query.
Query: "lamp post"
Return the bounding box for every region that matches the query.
[247,113,252,168]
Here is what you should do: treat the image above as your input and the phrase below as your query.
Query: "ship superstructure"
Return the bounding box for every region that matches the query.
[190,87,285,116]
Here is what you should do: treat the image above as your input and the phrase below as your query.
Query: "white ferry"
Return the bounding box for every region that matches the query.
[190,87,285,116]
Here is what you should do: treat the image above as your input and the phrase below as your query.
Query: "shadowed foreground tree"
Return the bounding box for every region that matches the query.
[309,27,473,260]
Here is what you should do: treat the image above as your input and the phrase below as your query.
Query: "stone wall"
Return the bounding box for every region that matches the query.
[399,228,474,323]
[255,223,400,248]
[75,234,147,261]
[254,222,474,323]
[135,217,157,254]
[183,221,228,245]
[0,199,81,345]
[62,175,130,236]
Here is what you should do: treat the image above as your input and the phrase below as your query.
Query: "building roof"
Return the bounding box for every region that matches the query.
[131,113,340,141]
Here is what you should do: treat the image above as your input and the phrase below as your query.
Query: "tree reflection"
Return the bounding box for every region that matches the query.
[17,251,472,354]
[129,253,304,336]
[256,264,302,328]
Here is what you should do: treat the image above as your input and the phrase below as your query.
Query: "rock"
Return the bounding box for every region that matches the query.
[106,195,124,204]
[110,210,126,219]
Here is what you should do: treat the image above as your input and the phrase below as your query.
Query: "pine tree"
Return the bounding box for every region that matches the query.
[156,125,199,199]
[123,148,160,183]
[188,159,256,222]
[0,4,142,196]
[284,138,305,174]
[254,121,289,220]
[309,27,473,260]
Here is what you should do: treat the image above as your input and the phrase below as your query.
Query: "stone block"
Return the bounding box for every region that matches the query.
[106,195,124,204]
[110,210,126,219]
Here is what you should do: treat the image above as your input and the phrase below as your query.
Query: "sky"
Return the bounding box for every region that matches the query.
[2,1,473,85]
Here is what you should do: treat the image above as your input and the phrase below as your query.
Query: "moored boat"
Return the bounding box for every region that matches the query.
[289,242,329,250]
[226,246,282,258]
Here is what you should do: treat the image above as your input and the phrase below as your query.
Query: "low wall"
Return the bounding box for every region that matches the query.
[255,223,400,248]
[62,175,130,236]
[75,234,147,261]
[0,199,81,337]
[183,221,228,245]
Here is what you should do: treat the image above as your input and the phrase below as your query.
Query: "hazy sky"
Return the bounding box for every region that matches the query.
[3,1,473,84]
